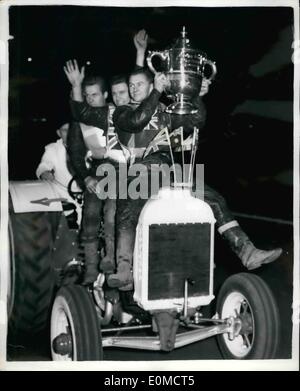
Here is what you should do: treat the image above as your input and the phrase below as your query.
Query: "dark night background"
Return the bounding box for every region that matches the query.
[8,5,294,220]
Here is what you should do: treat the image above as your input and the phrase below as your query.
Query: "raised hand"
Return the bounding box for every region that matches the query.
[134,29,148,52]
[63,59,85,87]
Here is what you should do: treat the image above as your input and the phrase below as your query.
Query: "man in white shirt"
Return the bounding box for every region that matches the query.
[36,122,82,224]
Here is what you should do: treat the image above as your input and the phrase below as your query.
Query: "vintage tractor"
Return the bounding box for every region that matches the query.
[6,126,280,360]
[48,124,280,361]
[49,185,280,361]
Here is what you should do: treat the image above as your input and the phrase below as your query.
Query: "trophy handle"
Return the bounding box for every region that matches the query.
[147,51,169,74]
[203,59,217,81]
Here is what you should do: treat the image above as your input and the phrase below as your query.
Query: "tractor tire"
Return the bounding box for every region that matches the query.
[216,273,280,359]
[51,285,103,361]
[8,211,56,336]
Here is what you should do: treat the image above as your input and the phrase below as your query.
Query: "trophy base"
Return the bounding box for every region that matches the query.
[165,101,198,115]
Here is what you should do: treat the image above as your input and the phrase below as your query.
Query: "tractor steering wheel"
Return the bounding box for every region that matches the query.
[67,177,84,205]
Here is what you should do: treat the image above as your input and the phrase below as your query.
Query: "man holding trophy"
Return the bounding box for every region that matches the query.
[108,27,282,290]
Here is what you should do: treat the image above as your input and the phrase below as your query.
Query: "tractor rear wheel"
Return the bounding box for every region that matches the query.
[8,211,56,336]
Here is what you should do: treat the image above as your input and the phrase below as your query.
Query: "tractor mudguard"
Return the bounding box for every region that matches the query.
[9,180,64,213]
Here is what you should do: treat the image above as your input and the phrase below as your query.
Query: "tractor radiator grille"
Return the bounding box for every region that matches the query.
[148,223,211,300]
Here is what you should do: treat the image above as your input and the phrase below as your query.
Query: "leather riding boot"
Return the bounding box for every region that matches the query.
[107,228,135,291]
[82,241,100,285]
[219,221,282,270]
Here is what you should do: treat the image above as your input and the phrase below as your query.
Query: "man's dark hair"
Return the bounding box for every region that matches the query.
[110,74,128,88]
[128,67,154,83]
[82,76,108,94]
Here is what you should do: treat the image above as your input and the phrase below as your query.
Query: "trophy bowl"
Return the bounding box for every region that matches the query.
[147,27,217,115]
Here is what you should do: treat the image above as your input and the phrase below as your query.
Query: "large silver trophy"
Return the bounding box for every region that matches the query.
[147,26,217,115]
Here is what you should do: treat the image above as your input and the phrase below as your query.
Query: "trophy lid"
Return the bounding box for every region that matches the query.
[172,26,191,49]
[171,26,207,57]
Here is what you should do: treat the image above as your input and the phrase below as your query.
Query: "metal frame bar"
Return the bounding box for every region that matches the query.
[102,324,152,334]
[102,323,230,351]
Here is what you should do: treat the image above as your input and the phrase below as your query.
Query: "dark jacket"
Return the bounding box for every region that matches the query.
[70,100,109,129]
[68,101,109,183]
[113,89,206,152]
